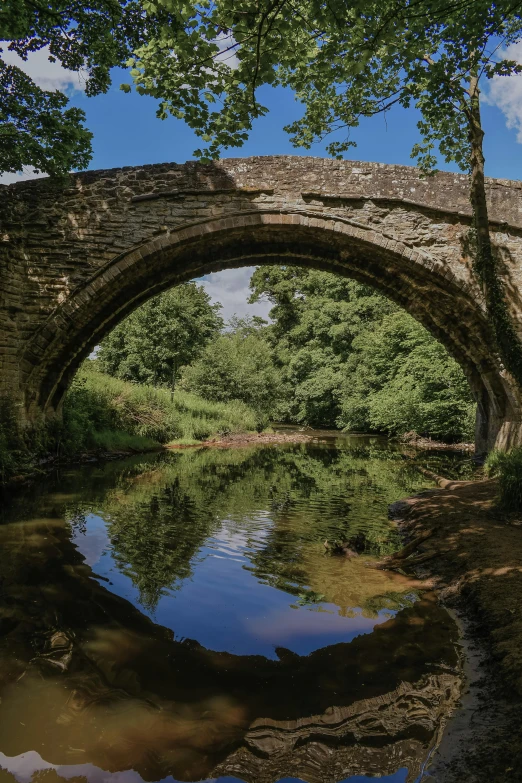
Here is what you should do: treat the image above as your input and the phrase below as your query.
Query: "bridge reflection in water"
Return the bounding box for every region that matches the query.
[0,444,462,783]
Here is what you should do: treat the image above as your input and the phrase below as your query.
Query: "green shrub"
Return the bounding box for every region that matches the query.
[485,447,522,511]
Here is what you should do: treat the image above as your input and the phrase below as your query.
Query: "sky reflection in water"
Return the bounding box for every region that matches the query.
[0,436,465,783]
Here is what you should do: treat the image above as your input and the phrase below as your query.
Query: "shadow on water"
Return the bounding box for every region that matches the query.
[0,437,465,783]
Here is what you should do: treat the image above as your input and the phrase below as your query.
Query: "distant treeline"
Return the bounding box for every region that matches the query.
[96,268,475,443]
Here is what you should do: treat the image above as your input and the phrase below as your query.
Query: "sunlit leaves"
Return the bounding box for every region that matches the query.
[0,0,179,175]
[127,1,522,169]
[0,61,92,176]
[97,283,223,388]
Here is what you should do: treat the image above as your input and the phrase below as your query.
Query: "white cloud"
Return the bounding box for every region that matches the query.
[214,32,240,70]
[1,44,85,93]
[0,169,48,185]
[199,267,272,323]
[486,41,522,142]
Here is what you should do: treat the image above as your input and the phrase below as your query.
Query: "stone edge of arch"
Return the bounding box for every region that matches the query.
[20,208,498,416]
[23,208,484,369]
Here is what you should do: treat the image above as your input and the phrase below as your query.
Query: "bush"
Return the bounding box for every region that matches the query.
[182,319,279,417]
[338,311,475,443]
[485,448,522,511]
[0,366,262,484]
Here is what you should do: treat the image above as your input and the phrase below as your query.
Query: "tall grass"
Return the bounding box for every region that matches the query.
[484,447,522,511]
[63,366,262,447]
[0,367,262,483]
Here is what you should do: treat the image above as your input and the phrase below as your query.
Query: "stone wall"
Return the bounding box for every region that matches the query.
[1,155,522,450]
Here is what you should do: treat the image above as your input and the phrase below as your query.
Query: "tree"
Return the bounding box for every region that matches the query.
[249,265,474,439]
[128,1,522,386]
[0,0,177,176]
[97,283,223,388]
[338,311,475,441]
[249,266,393,426]
[182,316,280,416]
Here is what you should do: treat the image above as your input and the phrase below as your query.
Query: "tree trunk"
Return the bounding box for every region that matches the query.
[468,73,522,386]
[468,73,492,285]
[171,363,177,401]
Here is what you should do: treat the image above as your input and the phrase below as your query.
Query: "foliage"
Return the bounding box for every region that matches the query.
[485,447,522,511]
[0,61,92,176]
[249,267,395,426]
[64,363,260,446]
[97,283,223,388]
[0,364,261,483]
[127,0,522,386]
[249,266,474,440]
[182,315,279,419]
[339,311,475,441]
[125,1,522,162]
[0,0,178,175]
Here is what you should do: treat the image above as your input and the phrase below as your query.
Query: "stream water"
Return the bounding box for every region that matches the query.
[0,434,470,783]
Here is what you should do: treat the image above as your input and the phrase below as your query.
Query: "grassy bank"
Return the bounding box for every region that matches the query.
[0,367,262,482]
[485,447,522,510]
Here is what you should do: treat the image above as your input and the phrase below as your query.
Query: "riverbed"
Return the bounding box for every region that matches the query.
[0,434,471,783]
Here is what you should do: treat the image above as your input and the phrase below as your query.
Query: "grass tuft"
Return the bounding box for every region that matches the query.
[484,447,522,511]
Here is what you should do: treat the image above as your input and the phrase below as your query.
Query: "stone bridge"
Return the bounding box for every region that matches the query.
[2,155,522,452]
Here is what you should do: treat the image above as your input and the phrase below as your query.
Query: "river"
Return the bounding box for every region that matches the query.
[0,434,471,783]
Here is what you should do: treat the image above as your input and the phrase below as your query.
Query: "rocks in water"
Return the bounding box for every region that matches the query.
[324,533,367,558]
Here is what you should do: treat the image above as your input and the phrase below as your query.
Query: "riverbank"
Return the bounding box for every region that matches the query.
[167,431,315,449]
[0,366,265,486]
[398,431,475,452]
[391,479,522,781]
[2,431,320,488]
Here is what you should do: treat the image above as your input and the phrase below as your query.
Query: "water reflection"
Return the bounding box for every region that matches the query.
[0,438,462,783]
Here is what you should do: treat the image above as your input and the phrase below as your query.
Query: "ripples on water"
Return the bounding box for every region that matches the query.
[0,435,465,783]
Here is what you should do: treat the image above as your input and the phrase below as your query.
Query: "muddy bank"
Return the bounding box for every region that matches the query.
[168,431,314,449]
[391,479,522,781]
[399,431,475,452]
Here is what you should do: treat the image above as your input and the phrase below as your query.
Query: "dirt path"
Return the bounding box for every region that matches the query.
[393,479,522,781]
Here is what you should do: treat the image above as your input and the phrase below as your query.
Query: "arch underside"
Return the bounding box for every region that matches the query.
[22,219,518,451]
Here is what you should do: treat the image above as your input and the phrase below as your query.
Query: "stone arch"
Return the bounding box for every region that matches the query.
[20,210,519,452]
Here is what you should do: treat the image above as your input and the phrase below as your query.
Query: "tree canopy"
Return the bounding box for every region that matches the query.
[248,266,474,440]
[182,315,279,417]
[97,283,223,387]
[126,0,522,385]
[124,1,522,164]
[0,0,177,176]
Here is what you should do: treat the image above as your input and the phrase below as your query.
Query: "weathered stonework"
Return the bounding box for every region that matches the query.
[2,155,522,451]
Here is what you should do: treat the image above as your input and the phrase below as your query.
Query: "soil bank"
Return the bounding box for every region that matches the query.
[393,479,522,782]
[167,431,314,449]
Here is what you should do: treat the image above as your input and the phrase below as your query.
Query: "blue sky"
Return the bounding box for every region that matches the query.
[3,45,522,319]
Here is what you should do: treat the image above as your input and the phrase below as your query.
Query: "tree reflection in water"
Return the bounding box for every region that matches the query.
[0,437,462,783]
